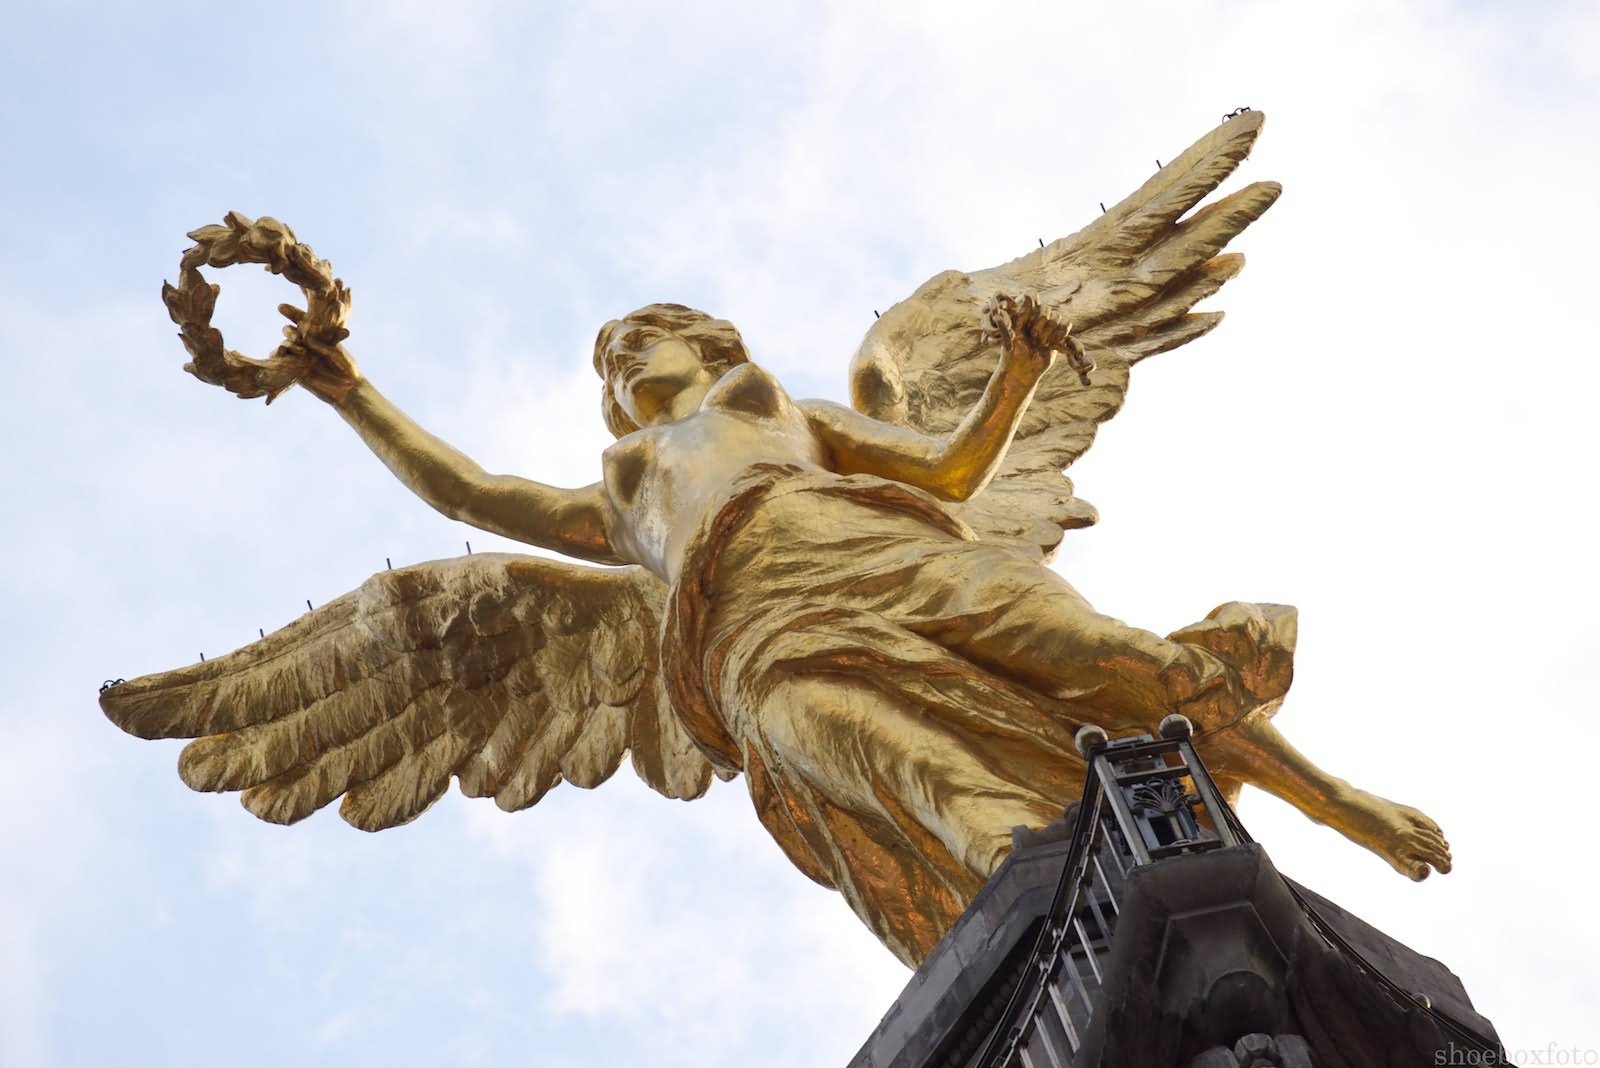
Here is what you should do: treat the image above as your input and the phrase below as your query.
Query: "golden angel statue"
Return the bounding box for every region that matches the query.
[102,112,1450,967]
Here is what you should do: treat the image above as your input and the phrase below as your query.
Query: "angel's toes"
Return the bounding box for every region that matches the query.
[1391,809,1452,879]
[1340,790,1454,880]
[1409,812,1452,874]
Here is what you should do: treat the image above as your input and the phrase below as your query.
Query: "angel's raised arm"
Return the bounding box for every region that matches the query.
[326,371,623,565]
[805,294,1069,503]
[158,216,623,565]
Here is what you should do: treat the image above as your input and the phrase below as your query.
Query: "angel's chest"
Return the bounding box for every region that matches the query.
[600,373,823,552]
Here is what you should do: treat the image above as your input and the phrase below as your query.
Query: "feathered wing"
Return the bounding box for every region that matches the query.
[850,111,1281,560]
[101,554,719,831]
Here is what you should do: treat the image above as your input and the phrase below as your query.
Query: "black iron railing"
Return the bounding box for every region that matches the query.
[972,713,1234,1067]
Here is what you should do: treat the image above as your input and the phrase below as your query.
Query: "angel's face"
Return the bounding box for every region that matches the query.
[607,322,716,427]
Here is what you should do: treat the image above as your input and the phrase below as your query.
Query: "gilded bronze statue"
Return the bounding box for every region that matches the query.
[102,112,1450,967]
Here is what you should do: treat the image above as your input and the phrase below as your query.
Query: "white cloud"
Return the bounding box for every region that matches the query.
[463,777,907,1066]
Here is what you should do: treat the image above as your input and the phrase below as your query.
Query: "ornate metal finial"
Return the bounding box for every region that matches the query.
[1075,724,1109,758]
[1159,713,1194,740]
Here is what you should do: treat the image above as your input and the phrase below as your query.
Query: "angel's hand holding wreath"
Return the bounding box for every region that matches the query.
[277,302,363,407]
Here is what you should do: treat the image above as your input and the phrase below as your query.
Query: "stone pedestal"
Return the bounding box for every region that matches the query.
[848,840,1500,1068]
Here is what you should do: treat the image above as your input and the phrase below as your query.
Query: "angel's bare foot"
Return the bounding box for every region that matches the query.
[1318,787,1452,881]
[1199,714,1452,881]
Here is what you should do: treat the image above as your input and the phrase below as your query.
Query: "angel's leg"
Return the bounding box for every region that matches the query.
[911,550,1451,879]
[754,674,1063,880]
[987,592,1453,879]
[903,551,1256,734]
[1196,713,1452,880]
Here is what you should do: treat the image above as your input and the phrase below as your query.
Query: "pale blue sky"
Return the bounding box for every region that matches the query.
[3,2,1597,1065]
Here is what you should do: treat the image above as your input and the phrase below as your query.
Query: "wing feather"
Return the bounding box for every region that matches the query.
[560,703,631,789]
[340,715,480,832]
[851,112,1279,561]
[455,659,551,799]
[627,676,718,798]
[102,553,716,831]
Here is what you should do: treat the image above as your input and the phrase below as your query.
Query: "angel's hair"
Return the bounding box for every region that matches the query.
[592,303,750,437]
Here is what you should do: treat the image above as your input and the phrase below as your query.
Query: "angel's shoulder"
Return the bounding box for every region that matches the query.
[796,397,853,424]
[796,398,909,445]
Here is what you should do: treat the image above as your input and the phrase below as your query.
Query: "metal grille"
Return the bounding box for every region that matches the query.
[969,714,1511,1068]
[973,714,1236,1068]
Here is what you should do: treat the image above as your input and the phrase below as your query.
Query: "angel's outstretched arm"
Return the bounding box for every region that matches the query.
[332,379,623,564]
[283,323,619,563]
[805,294,1065,502]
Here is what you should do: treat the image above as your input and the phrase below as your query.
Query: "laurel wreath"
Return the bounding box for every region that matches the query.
[161,211,351,403]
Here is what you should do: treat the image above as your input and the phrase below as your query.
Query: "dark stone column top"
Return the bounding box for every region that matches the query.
[847,836,1075,1068]
[847,840,1498,1068]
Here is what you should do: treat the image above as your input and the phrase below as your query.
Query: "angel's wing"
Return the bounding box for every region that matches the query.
[850,111,1280,560]
[100,553,720,831]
